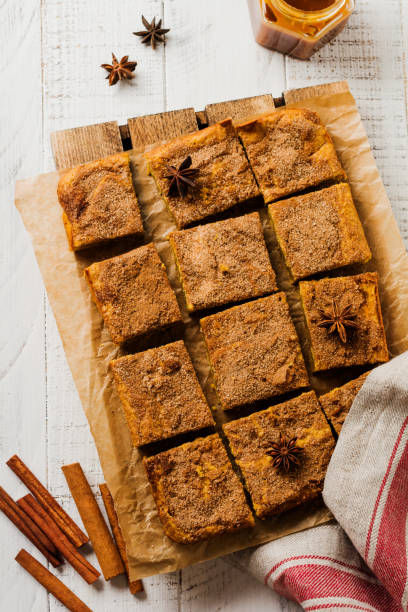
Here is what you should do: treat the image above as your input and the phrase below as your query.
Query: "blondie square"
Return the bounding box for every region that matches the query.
[57,152,143,251]
[319,372,370,435]
[143,434,255,544]
[169,213,277,312]
[144,119,260,228]
[237,108,346,203]
[84,243,182,345]
[200,293,309,410]
[268,184,371,281]
[299,273,388,372]
[223,391,334,518]
[110,340,214,446]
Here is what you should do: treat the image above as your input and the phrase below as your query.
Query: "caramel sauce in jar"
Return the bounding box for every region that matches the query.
[248,0,355,59]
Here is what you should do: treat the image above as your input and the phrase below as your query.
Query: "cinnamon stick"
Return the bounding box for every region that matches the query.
[62,463,125,581]
[99,483,144,594]
[0,486,61,568]
[7,455,88,548]
[1,485,58,555]
[18,494,100,584]
[16,549,93,612]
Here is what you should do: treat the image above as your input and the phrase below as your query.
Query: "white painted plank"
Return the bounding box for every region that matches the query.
[285,0,408,249]
[0,1,48,611]
[41,0,166,170]
[164,0,286,112]
[180,558,301,612]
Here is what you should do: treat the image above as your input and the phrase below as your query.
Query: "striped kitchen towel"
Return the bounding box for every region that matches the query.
[230,351,408,611]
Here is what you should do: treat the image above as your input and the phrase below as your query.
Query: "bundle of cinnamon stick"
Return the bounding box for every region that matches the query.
[0,455,143,612]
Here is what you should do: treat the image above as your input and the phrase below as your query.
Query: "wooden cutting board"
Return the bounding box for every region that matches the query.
[50,81,348,169]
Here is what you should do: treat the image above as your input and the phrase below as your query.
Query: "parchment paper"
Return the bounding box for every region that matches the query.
[15,83,408,580]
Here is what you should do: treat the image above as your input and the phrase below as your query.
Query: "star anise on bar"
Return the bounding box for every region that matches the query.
[101,53,137,86]
[133,16,170,50]
[317,299,359,344]
[165,156,199,198]
[266,435,302,472]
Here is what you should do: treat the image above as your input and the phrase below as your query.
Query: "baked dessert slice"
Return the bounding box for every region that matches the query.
[299,272,388,372]
[144,119,260,228]
[168,212,277,312]
[268,184,371,281]
[84,243,182,345]
[110,340,214,446]
[143,434,255,544]
[200,293,309,410]
[319,371,370,435]
[223,391,335,519]
[57,152,143,251]
[237,108,346,203]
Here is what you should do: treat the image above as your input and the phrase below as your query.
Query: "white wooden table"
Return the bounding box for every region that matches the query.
[1,1,407,610]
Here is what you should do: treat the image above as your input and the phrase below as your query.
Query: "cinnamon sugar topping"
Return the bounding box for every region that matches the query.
[237,108,346,203]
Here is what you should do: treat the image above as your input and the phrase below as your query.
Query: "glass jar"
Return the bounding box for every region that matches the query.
[248,0,355,59]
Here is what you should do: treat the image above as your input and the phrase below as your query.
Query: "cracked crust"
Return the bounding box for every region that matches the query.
[200,293,309,410]
[268,184,371,281]
[169,212,277,312]
[223,391,334,519]
[110,340,214,446]
[57,152,144,251]
[144,119,260,228]
[299,272,389,372]
[84,243,182,345]
[237,108,346,203]
[144,434,255,544]
[319,371,370,434]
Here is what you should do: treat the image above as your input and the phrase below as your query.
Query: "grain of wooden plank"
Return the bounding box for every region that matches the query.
[164,0,285,112]
[283,80,349,104]
[41,0,166,168]
[0,1,48,611]
[128,108,198,147]
[51,122,124,170]
[205,94,275,125]
[180,558,302,612]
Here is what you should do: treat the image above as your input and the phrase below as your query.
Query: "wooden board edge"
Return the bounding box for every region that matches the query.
[127,108,198,148]
[50,83,349,168]
[51,121,124,170]
[283,80,350,104]
[205,94,276,125]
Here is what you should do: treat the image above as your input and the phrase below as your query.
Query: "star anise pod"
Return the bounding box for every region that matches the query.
[317,299,359,344]
[133,16,170,50]
[266,435,302,472]
[165,156,199,198]
[266,434,302,472]
[101,53,137,86]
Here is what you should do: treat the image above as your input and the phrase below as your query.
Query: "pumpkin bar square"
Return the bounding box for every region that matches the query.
[110,340,214,446]
[57,152,143,251]
[268,184,371,281]
[169,212,277,312]
[144,119,260,229]
[237,108,346,203]
[299,272,388,372]
[200,293,309,410]
[223,391,334,519]
[319,371,370,435]
[84,243,182,345]
[143,434,255,544]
